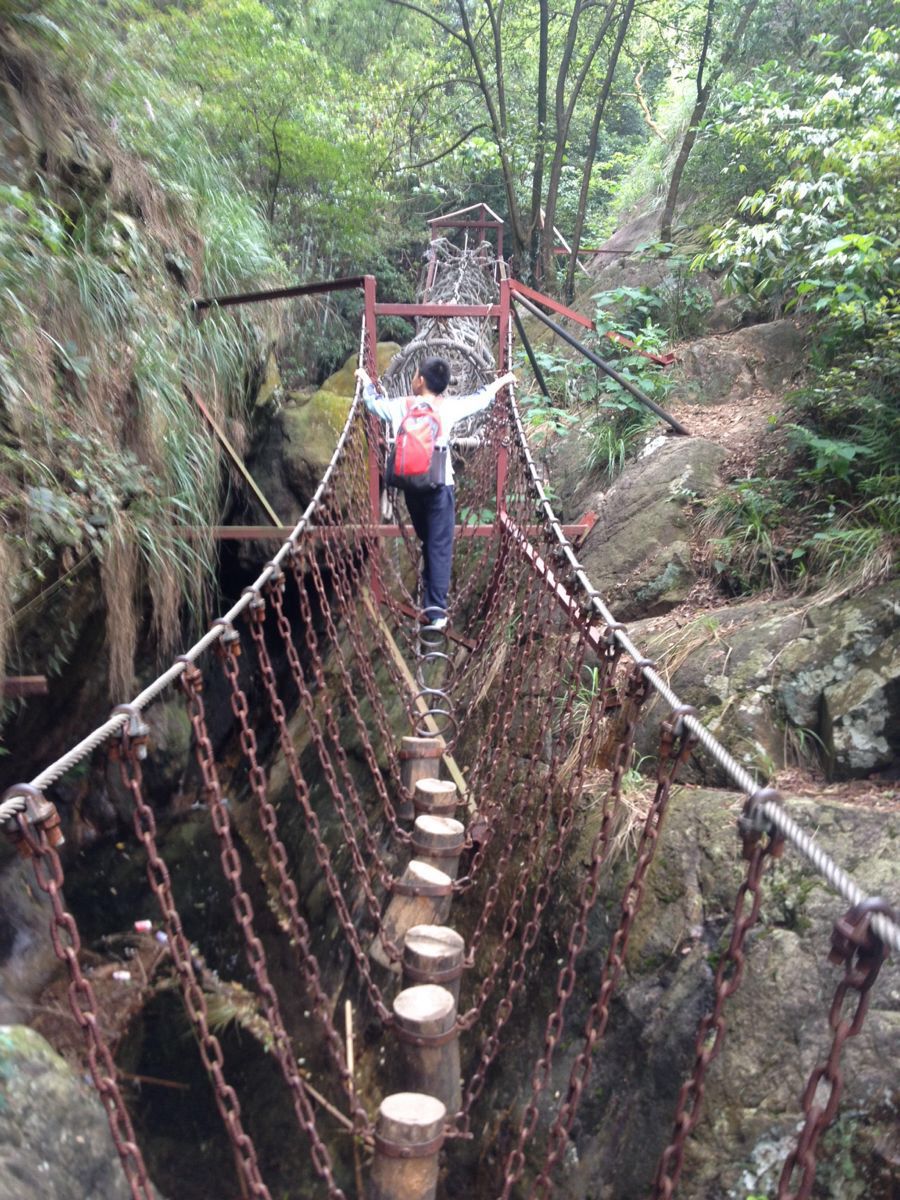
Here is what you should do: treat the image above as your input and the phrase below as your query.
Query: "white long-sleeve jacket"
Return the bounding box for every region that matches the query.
[362,381,493,486]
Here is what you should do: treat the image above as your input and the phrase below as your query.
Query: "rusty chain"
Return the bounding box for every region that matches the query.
[776,900,892,1200]
[218,615,372,1137]
[264,570,395,1021]
[113,716,272,1200]
[651,794,787,1198]
[12,806,154,1200]
[529,696,696,1198]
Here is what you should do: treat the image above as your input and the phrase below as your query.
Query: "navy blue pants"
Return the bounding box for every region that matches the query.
[404,485,455,620]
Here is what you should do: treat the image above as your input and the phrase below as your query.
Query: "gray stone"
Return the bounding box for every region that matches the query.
[632,584,900,781]
[0,1025,154,1200]
[672,319,808,405]
[0,855,56,1027]
[576,437,726,620]
[547,788,900,1200]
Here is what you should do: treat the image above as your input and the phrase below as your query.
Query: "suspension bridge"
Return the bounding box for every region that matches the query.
[1,205,896,1200]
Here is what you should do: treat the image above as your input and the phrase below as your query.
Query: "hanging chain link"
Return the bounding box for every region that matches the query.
[218,617,372,1141]
[528,693,696,1199]
[776,900,892,1200]
[265,571,394,1022]
[13,806,154,1200]
[182,654,349,1197]
[652,796,786,1199]
[113,716,271,1200]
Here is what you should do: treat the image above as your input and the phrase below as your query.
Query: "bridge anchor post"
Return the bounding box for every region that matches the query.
[368,1092,445,1200]
[392,983,461,1117]
[403,925,465,1007]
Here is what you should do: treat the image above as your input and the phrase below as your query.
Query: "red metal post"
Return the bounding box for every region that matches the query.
[363,274,384,602]
[374,303,501,319]
[508,278,595,331]
[496,277,511,514]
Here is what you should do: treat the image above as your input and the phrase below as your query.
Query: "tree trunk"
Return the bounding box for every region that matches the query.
[660,0,760,243]
[565,0,637,300]
[527,0,549,278]
[540,0,618,281]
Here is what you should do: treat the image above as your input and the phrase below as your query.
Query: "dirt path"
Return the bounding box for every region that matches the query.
[667,386,783,477]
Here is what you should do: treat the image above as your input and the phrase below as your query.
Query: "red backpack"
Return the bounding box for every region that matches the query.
[385,400,447,490]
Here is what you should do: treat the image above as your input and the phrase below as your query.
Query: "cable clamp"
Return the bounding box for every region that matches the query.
[263,561,285,587]
[111,703,150,760]
[601,620,625,648]
[829,898,894,969]
[1,783,64,855]
[739,788,786,860]
[212,618,241,655]
[665,704,697,739]
[175,656,204,693]
[242,588,266,620]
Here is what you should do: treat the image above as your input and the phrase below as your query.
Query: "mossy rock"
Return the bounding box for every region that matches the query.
[280,389,351,500]
[0,1024,152,1198]
[255,350,282,408]
[321,341,402,397]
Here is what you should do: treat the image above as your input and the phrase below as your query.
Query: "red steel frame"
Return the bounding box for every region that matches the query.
[507,278,676,367]
[425,203,504,297]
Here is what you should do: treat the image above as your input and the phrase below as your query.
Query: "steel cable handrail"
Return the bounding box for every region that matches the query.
[504,377,900,955]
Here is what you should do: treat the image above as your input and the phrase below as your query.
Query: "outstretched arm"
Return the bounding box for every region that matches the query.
[355,367,403,425]
[447,370,518,424]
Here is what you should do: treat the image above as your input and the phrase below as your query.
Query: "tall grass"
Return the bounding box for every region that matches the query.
[0,2,280,697]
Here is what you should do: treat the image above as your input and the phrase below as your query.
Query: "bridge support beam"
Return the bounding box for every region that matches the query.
[368,1092,445,1200]
[403,925,465,1007]
[393,984,461,1117]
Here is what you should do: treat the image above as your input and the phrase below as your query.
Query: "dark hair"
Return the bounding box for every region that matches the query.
[419,356,450,395]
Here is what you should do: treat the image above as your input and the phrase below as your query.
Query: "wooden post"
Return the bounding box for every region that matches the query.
[368,1092,445,1200]
[399,736,444,818]
[411,816,464,921]
[413,778,459,820]
[393,984,461,1116]
[403,925,465,1007]
[370,861,453,972]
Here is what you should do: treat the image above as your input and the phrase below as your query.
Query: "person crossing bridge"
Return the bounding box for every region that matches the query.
[356,356,515,630]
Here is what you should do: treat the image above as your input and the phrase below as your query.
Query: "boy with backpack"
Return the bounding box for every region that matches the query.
[355,356,516,630]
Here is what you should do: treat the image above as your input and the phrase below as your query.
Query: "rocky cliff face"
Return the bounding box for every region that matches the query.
[549,787,899,1200]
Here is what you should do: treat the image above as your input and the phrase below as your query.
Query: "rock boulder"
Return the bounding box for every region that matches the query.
[576,437,726,620]
[545,788,898,1199]
[671,319,808,404]
[0,1024,155,1199]
[631,583,900,781]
